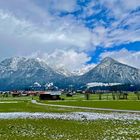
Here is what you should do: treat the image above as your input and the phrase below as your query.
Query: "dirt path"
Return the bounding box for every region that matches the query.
[31,100,140,113]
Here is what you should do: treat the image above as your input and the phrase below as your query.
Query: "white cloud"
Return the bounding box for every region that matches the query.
[0,0,140,72]
[100,0,140,18]
[0,0,139,51]
[0,1,96,72]
[0,10,94,58]
[52,0,78,12]
[83,0,140,48]
[100,48,140,69]
[91,11,140,48]
[0,0,52,23]
[32,50,92,72]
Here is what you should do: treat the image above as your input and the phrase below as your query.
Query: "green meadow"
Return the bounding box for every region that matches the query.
[0,118,140,140]
[43,93,140,111]
[46,100,140,111]
[0,93,140,140]
[0,100,85,113]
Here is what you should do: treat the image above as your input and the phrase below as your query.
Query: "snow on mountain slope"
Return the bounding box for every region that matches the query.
[80,57,140,84]
[72,64,95,76]
[0,56,140,90]
[53,65,95,77]
[0,57,69,90]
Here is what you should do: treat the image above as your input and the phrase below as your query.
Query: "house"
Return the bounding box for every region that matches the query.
[12,91,21,97]
[39,91,61,100]
[27,91,39,96]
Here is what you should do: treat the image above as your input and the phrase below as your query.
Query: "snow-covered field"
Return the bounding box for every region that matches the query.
[0,112,140,121]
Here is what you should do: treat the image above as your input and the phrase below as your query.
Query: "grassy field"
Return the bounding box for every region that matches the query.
[60,93,139,101]
[0,93,140,111]
[0,94,140,140]
[0,100,86,113]
[0,96,33,101]
[0,119,139,140]
[40,93,140,111]
[45,100,140,111]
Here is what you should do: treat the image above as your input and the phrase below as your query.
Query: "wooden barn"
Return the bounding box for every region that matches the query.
[12,91,21,97]
[39,91,61,100]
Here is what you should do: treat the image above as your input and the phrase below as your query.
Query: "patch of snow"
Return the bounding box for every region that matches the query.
[87,82,122,88]
[0,112,140,121]
[72,64,95,76]
[55,67,74,77]
[50,64,95,76]
[9,57,22,71]
[33,82,41,87]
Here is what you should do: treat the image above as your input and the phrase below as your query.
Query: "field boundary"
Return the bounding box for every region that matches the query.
[31,100,140,113]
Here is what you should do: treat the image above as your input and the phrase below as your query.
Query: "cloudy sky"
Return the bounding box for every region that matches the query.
[0,0,140,72]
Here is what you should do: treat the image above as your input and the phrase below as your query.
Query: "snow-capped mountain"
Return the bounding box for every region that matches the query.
[80,57,140,85]
[50,66,75,77]
[0,57,71,90]
[53,65,95,77]
[0,56,140,90]
[34,59,76,77]
[72,64,96,76]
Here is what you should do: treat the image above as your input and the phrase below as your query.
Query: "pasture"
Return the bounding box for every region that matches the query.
[46,100,140,111]
[44,93,140,111]
[0,119,140,140]
[0,93,140,140]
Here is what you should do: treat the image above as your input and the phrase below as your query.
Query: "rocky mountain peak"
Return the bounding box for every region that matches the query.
[100,57,116,64]
[0,56,140,90]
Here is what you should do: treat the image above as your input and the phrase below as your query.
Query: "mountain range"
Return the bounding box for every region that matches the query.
[0,57,140,90]
[80,57,140,85]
